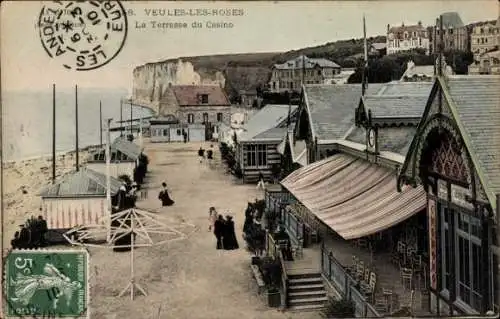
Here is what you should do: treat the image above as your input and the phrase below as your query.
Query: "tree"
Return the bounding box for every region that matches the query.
[444,50,474,74]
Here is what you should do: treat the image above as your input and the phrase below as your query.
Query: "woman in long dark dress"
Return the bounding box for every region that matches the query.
[222,215,239,250]
[214,215,225,249]
[158,182,174,206]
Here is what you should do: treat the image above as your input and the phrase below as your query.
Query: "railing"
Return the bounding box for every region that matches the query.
[278,249,288,309]
[266,231,289,309]
[282,208,303,247]
[321,243,382,318]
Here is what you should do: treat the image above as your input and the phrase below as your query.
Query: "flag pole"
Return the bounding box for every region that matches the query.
[105,118,113,243]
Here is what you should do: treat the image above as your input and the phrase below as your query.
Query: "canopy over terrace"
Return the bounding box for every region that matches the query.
[280,153,426,240]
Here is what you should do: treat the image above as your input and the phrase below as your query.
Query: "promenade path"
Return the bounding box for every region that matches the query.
[89,140,320,319]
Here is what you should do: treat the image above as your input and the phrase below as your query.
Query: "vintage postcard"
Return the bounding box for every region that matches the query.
[1,1,499,318]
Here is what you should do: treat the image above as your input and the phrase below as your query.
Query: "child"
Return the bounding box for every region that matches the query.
[256,172,265,190]
[208,207,217,231]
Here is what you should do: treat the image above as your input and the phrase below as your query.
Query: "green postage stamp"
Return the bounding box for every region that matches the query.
[4,249,89,318]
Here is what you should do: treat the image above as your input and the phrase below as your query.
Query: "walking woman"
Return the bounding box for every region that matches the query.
[222,215,239,250]
[208,207,218,231]
[158,182,175,207]
[214,215,225,249]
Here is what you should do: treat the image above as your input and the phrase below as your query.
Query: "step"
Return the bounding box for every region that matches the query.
[288,296,329,306]
[289,290,327,298]
[288,272,322,280]
[288,277,323,285]
[288,283,325,291]
[287,304,326,312]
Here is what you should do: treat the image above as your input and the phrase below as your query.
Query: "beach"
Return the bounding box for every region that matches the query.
[2,147,96,250]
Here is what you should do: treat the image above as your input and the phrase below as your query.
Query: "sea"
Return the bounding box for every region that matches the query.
[2,88,155,162]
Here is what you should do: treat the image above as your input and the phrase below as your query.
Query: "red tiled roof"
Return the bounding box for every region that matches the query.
[171,85,231,107]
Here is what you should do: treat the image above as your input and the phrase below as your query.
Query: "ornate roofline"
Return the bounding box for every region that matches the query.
[397,76,497,211]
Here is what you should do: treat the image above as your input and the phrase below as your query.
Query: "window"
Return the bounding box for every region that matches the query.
[245,144,267,167]
[317,70,321,76]
[217,112,223,122]
[176,129,181,136]
[187,113,194,123]
[455,211,482,311]
[163,129,168,136]
[440,205,453,292]
[202,94,208,104]
[203,113,209,124]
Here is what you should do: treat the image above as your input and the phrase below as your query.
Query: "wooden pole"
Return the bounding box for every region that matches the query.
[120,99,123,137]
[130,100,133,136]
[75,85,79,171]
[438,15,443,76]
[52,84,56,183]
[106,118,113,243]
[362,14,368,95]
[99,101,103,147]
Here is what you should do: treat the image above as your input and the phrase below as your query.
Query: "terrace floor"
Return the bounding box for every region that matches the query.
[283,234,432,316]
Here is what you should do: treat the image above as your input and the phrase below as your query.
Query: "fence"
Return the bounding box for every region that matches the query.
[321,244,382,318]
[266,231,288,309]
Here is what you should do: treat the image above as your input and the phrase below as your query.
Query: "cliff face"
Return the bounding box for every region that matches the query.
[133,59,226,112]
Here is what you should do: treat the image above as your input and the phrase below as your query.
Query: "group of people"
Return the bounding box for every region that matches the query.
[208,207,239,250]
[198,146,214,164]
[11,215,48,249]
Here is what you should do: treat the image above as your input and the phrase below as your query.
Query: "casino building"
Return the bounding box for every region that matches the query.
[398,75,500,315]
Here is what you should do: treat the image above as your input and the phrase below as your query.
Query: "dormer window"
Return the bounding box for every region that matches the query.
[198,94,209,104]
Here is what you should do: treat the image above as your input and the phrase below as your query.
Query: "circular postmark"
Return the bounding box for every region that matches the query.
[38,1,128,71]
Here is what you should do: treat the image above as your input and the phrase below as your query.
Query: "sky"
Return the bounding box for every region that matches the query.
[1,1,498,93]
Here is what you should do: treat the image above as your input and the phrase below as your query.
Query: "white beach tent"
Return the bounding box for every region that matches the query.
[37,168,122,230]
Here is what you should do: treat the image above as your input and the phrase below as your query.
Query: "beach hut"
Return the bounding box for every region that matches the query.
[38,168,122,231]
[86,136,142,178]
[149,115,183,143]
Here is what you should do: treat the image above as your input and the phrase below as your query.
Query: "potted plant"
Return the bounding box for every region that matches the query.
[260,257,282,308]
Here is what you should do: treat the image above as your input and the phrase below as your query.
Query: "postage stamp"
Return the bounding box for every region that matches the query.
[4,249,89,318]
[38,0,128,71]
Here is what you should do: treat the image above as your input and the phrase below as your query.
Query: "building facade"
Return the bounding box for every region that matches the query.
[268,55,341,93]
[386,21,430,55]
[236,104,298,182]
[429,12,469,54]
[159,85,231,125]
[469,50,500,75]
[470,20,500,60]
[399,75,500,315]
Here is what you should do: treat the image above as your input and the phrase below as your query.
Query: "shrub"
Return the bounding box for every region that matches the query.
[322,297,355,318]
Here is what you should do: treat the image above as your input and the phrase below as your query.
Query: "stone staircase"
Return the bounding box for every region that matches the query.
[287,272,328,311]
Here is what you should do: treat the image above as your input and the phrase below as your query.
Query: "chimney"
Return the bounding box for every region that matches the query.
[418,20,422,27]
[387,24,390,32]
[402,22,405,27]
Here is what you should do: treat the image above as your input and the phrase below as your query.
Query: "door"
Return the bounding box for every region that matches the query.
[188,128,205,142]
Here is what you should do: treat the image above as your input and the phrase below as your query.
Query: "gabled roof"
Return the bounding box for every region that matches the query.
[273,55,341,70]
[363,96,429,119]
[38,168,123,198]
[171,85,231,106]
[356,81,433,127]
[440,12,465,28]
[302,84,384,141]
[400,75,500,210]
[112,137,141,160]
[238,104,298,142]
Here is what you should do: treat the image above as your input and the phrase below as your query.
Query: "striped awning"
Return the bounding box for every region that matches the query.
[281,153,426,240]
